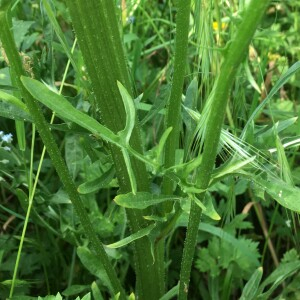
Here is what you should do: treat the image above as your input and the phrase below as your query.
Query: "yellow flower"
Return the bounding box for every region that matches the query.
[212,21,227,31]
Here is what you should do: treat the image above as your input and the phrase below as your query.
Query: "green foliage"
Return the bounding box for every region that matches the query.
[195,215,260,280]
[240,267,263,300]
[1,0,300,299]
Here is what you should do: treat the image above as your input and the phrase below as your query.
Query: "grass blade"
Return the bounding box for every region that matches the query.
[242,61,300,138]
[240,267,263,300]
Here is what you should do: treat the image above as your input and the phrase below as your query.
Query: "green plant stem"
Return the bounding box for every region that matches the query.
[65,1,163,298]
[9,124,36,298]
[178,1,271,299]
[0,7,125,299]
[163,0,192,197]
[158,1,191,292]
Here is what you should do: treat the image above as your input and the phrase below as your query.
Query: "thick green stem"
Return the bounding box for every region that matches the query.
[178,1,271,299]
[65,1,163,298]
[0,6,125,299]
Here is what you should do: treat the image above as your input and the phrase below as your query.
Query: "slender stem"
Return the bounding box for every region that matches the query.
[178,1,271,298]
[0,7,125,299]
[158,1,192,292]
[254,203,279,266]
[163,0,192,197]
[9,123,36,297]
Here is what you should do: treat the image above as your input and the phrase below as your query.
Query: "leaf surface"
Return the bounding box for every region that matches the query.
[254,176,300,212]
[114,192,183,209]
[21,76,119,145]
[106,223,156,248]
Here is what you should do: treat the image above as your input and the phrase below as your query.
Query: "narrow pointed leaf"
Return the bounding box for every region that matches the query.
[242,61,300,137]
[202,194,221,221]
[91,281,105,300]
[77,167,115,194]
[0,84,18,91]
[0,101,32,122]
[106,223,156,248]
[156,127,173,164]
[261,117,298,140]
[257,261,300,298]
[159,285,179,300]
[0,90,28,111]
[121,148,137,194]
[114,192,183,209]
[21,76,119,145]
[210,156,256,184]
[117,81,135,144]
[240,267,263,300]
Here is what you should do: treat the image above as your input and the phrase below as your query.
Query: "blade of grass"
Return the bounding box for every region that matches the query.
[240,267,263,300]
[242,61,300,138]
